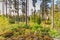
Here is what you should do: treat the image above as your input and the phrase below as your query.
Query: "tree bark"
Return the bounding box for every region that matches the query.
[52,0,54,28]
[26,0,28,26]
[6,0,7,17]
[2,0,4,15]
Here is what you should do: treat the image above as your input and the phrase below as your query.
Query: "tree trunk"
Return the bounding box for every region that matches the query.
[26,0,28,26]
[42,0,49,21]
[52,0,54,28]
[2,0,4,16]
[34,6,36,22]
[6,0,7,17]
[22,0,26,22]
[9,0,11,16]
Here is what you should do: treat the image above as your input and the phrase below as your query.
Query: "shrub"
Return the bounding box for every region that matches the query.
[19,22,29,29]
[54,12,60,28]
[28,22,42,32]
[48,29,60,38]
[9,16,15,24]
[0,16,9,27]
[29,13,41,24]
[0,16,10,35]
[10,24,19,31]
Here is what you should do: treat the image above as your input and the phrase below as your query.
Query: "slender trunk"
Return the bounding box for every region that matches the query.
[42,0,45,20]
[42,0,48,20]
[44,0,45,17]
[27,0,29,22]
[34,6,36,22]
[22,0,27,22]
[14,0,16,23]
[22,1,25,22]
[2,0,4,16]
[17,0,19,23]
[14,0,19,23]
[9,0,11,16]
[6,0,7,17]
[52,0,54,28]
[43,0,46,20]
[26,0,27,26]
[22,3,25,22]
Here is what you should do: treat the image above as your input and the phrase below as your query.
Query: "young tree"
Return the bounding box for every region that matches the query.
[52,0,54,28]
[5,0,7,17]
[13,0,19,23]
[21,0,26,22]
[40,0,51,20]
[21,0,28,26]
[8,0,12,16]
[26,0,28,26]
[2,0,4,15]
[32,0,37,22]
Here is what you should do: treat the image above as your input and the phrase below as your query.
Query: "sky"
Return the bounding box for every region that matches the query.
[0,0,57,15]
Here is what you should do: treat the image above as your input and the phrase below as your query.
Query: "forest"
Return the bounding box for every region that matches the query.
[0,0,60,40]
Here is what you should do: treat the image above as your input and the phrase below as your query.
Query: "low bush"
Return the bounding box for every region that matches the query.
[49,29,60,38]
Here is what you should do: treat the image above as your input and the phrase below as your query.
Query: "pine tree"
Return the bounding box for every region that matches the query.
[40,0,51,20]
[32,0,37,22]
